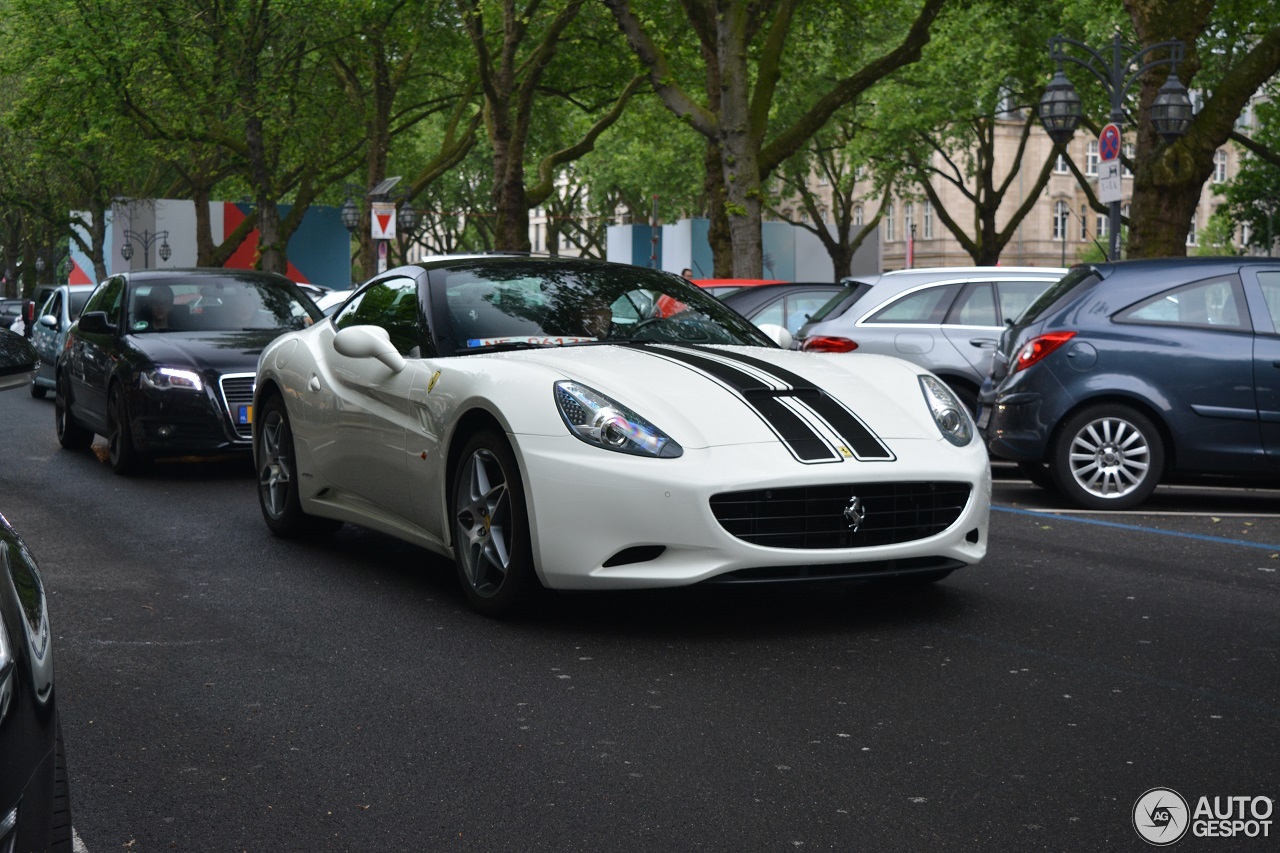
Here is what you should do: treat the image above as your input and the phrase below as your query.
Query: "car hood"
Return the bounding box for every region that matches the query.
[127,330,281,373]
[492,343,941,448]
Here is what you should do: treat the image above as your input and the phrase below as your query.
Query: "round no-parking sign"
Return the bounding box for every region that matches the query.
[1099,123,1122,162]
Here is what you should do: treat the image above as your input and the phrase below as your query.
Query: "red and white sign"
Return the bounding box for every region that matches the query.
[1099,123,1122,162]
[370,201,396,240]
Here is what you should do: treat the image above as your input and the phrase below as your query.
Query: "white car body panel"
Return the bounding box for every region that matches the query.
[258,312,991,590]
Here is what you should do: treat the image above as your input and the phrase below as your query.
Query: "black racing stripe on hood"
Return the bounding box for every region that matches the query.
[639,345,839,463]
[684,345,894,461]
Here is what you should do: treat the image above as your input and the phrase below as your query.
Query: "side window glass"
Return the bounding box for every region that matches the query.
[866,284,958,324]
[1118,276,1245,330]
[333,275,422,356]
[752,299,785,329]
[83,277,124,324]
[784,293,835,334]
[1258,272,1280,332]
[949,283,998,326]
[997,280,1051,324]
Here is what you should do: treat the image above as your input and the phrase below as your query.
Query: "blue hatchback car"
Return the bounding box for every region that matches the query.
[979,257,1280,509]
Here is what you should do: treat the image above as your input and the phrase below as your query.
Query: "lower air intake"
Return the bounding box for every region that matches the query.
[710,482,971,549]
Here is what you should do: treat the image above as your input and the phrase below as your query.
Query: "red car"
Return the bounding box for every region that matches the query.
[657,278,786,317]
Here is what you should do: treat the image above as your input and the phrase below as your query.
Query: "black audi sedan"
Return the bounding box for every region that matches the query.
[0,330,73,851]
[55,268,322,474]
[980,257,1280,509]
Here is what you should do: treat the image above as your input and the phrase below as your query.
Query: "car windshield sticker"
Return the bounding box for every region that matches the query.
[466,335,597,347]
[686,344,895,461]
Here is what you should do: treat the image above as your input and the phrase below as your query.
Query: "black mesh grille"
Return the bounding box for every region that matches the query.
[218,374,256,439]
[710,482,971,549]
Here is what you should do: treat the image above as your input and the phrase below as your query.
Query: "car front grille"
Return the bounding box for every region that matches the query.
[710,482,971,549]
[218,373,256,440]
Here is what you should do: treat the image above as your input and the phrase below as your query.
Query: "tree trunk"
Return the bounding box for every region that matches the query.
[704,140,733,277]
[717,5,762,279]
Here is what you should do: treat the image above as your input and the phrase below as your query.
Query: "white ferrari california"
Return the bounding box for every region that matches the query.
[252,256,990,616]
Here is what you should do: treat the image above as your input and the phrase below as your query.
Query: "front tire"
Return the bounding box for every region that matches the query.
[256,394,340,537]
[108,384,146,475]
[30,379,47,399]
[55,373,93,451]
[1050,404,1163,510]
[452,430,540,617]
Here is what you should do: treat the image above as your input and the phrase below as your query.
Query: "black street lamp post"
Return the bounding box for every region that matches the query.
[1038,32,1193,261]
[121,229,171,269]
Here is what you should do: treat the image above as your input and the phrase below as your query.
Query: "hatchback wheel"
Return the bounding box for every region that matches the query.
[452,430,540,617]
[55,373,93,450]
[1050,404,1163,510]
[108,385,145,475]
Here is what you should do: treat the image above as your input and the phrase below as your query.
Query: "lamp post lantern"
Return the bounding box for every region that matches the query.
[1039,32,1192,261]
[121,229,171,269]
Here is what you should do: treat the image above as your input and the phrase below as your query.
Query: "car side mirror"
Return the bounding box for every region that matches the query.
[756,323,793,350]
[333,324,407,373]
[0,330,39,392]
[38,314,58,330]
[77,311,113,334]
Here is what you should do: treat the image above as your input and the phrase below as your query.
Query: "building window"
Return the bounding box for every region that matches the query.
[1054,153,1070,174]
[903,203,914,240]
[1214,149,1228,183]
[923,200,934,239]
[1122,143,1134,177]
[1085,141,1099,177]
[1187,214,1198,246]
[853,204,864,226]
[885,203,895,241]
[1096,213,1109,238]
[1054,201,1068,240]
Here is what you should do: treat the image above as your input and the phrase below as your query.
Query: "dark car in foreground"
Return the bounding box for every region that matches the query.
[980,257,1280,509]
[0,330,73,851]
[56,268,322,474]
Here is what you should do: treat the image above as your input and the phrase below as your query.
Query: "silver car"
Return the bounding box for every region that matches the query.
[29,284,96,398]
[795,266,1066,412]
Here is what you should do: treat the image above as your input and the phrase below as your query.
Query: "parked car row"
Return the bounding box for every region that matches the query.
[779,258,1280,510]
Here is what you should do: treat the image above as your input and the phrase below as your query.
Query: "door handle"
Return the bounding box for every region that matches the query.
[969,338,997,349]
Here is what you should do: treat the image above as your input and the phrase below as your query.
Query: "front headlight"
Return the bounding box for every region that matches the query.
[554,381,683,458]
[141,366,204,392]
[919,375,973,446]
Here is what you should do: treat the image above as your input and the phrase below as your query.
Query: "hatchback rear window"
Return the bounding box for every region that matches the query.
[807,281,873,323]
[1017,266,1100,325]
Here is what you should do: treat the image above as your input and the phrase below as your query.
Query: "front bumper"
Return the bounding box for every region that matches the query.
[515,434,991,590]
[126,372,254,456]
[982,391,1054,462]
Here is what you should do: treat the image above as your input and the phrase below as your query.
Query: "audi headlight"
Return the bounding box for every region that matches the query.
[554,381,683,458]
[141,367,204,392]
[920,375,973,446]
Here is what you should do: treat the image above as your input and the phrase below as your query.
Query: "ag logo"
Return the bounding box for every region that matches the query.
[1133,787,1190,845]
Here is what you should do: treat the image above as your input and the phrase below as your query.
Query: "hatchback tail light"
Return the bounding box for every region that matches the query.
[1013,330,1075,372]
[800,336,858,353]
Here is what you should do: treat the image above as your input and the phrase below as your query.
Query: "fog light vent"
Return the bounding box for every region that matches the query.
[602,546,665,568]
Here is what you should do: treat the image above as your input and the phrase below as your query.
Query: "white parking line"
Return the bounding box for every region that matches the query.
[73,828,88,853]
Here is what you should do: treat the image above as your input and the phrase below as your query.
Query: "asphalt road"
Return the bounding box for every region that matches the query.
[2,391,1277,852]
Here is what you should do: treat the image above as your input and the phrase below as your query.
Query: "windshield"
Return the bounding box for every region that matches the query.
[127,277,318,333]
[436,260,774,353]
